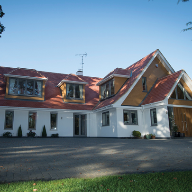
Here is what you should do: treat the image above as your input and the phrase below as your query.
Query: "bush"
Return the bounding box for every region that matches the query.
[18,125,22,137]
[132,130,141,138]
[27,130,36,137]
[3,132,12,138]
[51,133,59,138]
[42,125,47,137]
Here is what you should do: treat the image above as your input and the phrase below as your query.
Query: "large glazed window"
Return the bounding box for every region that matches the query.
[124,110,138,125]
[170,83,192,100]
[102,111,109,126]
[51,113,57,130]
[5,111,14,129]
[100,79,114,99]
[28,112,36,129]
[66,84,83,99]
[150,108,157,126]
[9,78,42,97]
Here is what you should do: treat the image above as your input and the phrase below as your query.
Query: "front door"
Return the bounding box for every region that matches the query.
[74,114,87,137]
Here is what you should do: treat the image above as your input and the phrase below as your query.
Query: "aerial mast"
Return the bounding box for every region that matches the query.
[75,52,87,74]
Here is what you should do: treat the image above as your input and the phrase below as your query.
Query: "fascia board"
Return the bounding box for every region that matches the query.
[93,104,113,112]
[181,71,192,91]
[167,104,192,109]
[165,70,184,100]
[116,106,142,110]
[156,50,175,74]
[96,74,130,86]
[4,74,48,81]
[57,80,88,87]
[141,100,167,109]
[0,106,91,113]
[113,51,159,107]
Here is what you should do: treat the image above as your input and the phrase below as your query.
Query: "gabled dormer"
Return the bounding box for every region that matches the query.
[57,74,88,103]
[4,68,47,101]
[96,68,131,100]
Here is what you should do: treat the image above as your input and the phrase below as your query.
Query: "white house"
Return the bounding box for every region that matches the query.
[1,49,192,138]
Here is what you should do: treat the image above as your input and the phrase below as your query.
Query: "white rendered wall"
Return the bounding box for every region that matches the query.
[87,113,97,137]
[116,108,143,137]
[143,105,170,137]
[96,108,117,137]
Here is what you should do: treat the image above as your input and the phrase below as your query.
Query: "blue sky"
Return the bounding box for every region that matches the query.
[0,0,191,78]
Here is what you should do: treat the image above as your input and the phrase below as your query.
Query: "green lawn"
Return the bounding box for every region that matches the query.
[0,171,192,192]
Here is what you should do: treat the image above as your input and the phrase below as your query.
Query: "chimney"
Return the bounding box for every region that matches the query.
[76,69,83,76]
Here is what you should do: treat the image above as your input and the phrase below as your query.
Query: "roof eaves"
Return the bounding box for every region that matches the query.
[4,74,48,81]
[96,74,130,86]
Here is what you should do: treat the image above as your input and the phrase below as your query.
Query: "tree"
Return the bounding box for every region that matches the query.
[0,5,5,38]
[177,0,192,32]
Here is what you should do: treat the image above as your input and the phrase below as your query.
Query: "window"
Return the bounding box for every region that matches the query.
[150,108,157,126]
[142,77,147,92]
[102,111,109,126]
[124,110,138,125]
[28,112,36,129]
[66,84,83,99]
[5,111,14,129]
[170,83,192,100]
[101,79,114,99]
[51,113,57,130]
[9,78,42,97]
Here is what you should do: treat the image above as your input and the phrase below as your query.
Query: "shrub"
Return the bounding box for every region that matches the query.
[132,130,141,138]
[51,133,59,138]
[27,130,36,137]
[3,132,12,138]
[42,125,47,137]
[18,125,22,137]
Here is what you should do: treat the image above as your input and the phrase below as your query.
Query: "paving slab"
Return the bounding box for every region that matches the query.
[0,137,192,183]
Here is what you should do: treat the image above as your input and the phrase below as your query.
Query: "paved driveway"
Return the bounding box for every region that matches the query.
[0,138,192,183]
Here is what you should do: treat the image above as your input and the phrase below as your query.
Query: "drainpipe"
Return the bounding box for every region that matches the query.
[141,105,145,136]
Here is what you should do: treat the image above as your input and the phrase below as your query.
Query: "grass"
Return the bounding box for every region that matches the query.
[0,171,192,192]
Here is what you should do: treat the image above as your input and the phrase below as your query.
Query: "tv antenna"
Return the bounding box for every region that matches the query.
[75,52,87,72]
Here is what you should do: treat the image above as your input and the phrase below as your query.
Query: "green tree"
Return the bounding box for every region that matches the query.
[0,5,5,38]
[177,0,192,31]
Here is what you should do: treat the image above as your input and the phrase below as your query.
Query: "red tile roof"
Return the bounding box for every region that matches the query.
[104,68,131,79]
[141,70,183,105]
[0,67,102,110]
[5,67,46,78]
[94,50,157,110]
[63,73,87,83]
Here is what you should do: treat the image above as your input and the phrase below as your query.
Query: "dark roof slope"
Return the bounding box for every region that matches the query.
[0,67,101,110]
[94,50,157,110]
[141,70,182,105]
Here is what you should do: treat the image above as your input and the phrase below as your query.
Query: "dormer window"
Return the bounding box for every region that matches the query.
[101,79,114,99]
[66,84,83,99]
[9,78,42,97]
